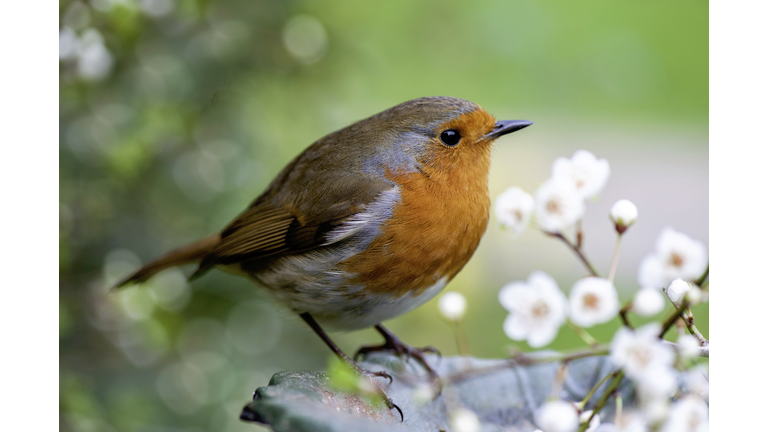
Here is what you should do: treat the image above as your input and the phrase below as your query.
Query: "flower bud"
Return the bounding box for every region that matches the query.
[536,400,579,432]
[609,199,638,234]
[666,278,691,307]
[438,291,467,321]
[686,286,704,304]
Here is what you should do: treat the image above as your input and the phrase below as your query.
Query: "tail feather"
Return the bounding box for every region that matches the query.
[113,234,221,289]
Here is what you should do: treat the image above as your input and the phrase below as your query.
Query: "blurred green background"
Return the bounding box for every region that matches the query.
[59,1,708,431]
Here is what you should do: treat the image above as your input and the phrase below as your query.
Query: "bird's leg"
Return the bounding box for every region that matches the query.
[299,313,403,421]
[355,324,441,387]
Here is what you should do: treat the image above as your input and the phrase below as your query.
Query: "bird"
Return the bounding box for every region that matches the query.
[115,96,532,419]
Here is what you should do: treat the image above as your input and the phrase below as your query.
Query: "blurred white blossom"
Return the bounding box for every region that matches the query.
[140,0,175,18]
[551,150,610,199]
[580,410,601,432]
[282,15,328,64]
[610,323,674,380]
[495,186,534,236]
[632,287,665,317]
[59,27,80,60]
[499,271,568,348]
[636,364,677,401]
[534,178,585,233]
[642,398,670,425]
[568,277,619,327]
[536,400,579,432]
[609,199,638,233]
[77,28,114,81]
[660,396,708,432]
[685,365,709,400]
[438,291,467,321]
[449,408,482,432]
[637,228,707,288]
[665,278,691,307]
[676,334,700,360]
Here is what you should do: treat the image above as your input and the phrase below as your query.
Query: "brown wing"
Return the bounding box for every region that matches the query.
[190,174,393,279]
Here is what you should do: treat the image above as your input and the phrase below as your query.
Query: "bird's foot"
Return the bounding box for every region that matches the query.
[354,324,442,395]
[344,360,403,421]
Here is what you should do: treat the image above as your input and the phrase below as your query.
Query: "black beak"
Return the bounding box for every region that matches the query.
[483,120,533,140]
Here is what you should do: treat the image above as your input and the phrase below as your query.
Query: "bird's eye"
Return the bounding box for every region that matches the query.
[439,129,461,146]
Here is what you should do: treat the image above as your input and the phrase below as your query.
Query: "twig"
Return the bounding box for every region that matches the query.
[618,302,634,329]
[607,234,623,283]
[442,346,610,384]
[576,220,584,249]
[567,320,599,347]
[695,264,709,287]
[578,370,625,432]
[545,231,600,277]
[577,371,618,410]
[661,340,709,357]
[683,308,709,346]
[659,299,691,338]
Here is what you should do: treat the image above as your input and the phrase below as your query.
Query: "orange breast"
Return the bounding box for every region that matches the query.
[339,123,494,298]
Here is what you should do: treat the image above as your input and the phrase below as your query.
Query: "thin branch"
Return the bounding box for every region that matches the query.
[567,320,599,347]
[577,371,618,410]
[618,302,634,329]
[683,308,709,346]
[442,346,610,384]
[578,370,625,432]
[661,340,709,357]
[607,234,623,283]
[546,231,600,277]
[659,299,691,338]
[695,264,709,287]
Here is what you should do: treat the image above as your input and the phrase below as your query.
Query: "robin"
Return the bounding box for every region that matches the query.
[116,96,531,419]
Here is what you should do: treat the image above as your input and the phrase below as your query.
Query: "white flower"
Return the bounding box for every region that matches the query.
[449,408,481,432]
[632,287,665,317]
[642,399,670,425]
[660,396,708,432]
[495,186,535,236]
[609,199,638,233]
[551,150,610,199]
[606,410,648,432]
[637,228,707,288]
[676,335,700,360]
[534,178,585,233]
[580,410,601,432]
[438,291,467,321]
[568,277,619,327]
[610,323,675,380]
[665,279,691,307]
[684,366,709,400]
[636,365,677,401]
[499,271,568,348]
[536,400,579,432]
